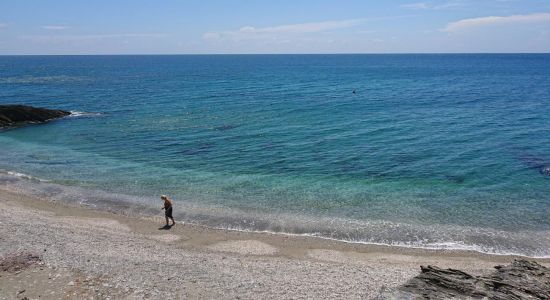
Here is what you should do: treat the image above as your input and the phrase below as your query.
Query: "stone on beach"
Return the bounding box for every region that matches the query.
[0,252,42,273]
[398,259,550,299]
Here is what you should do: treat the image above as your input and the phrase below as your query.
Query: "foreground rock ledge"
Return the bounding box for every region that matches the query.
[0,105,70,127]
[398,259,550,299]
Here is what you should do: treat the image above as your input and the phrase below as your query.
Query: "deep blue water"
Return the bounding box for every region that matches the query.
[1,54,549,256]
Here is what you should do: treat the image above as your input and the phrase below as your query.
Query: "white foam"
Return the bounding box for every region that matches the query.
[5,171,49,182]
[205,226,550,258]
[68,111,103,117]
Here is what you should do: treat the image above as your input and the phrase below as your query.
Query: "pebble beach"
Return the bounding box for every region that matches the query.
[2,187,548,299]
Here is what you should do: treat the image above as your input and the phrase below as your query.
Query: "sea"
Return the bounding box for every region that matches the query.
[1,54,549,257]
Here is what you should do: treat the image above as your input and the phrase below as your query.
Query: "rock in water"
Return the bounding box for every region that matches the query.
[515,152,550,177]
[0,105,70,127]
[398,259,550,299]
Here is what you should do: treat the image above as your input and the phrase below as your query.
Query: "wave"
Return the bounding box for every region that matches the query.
[68,111,104,118]
[2,170,49,182]
[219,228,549,259]
[205,219,550,259]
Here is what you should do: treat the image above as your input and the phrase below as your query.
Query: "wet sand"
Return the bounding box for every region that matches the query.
[1,187,548,299]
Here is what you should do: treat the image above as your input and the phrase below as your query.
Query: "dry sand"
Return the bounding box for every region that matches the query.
[1,188,548,299]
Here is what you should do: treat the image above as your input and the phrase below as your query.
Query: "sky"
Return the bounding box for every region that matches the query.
[1,0,549,54]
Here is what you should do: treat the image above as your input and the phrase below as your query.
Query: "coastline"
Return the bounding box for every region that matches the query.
[1,169,549,259]
[2,186,549,299]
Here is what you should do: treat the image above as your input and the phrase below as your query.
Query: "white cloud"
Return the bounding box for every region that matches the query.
[401,1,464,10]
[441,12,550,32]
[239,19,363,34]
[42,25,69,30]
[203,19,364,41]
[202,32,221,40]
[433,2,464,10]
[21,33,168,42]
[401,3,429,9]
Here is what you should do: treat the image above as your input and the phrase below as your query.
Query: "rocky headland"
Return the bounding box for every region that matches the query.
[0,104,70,127]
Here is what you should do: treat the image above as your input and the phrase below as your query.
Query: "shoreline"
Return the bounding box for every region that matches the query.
[4,186,549,262]
[1,169,549,259]
[2,186,549,298]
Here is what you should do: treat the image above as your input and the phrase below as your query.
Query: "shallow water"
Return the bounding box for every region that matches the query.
[1,54,549,256]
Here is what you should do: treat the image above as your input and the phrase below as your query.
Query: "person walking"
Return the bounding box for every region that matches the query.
[161,195,175,227]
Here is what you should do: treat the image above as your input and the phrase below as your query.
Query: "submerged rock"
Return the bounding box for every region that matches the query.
[540,165,550,177]
[398,259,550,299]
[0,104,70,127]
[516,152,550,177]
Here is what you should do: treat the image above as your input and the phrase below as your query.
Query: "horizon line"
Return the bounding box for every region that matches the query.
[1,52,549,56]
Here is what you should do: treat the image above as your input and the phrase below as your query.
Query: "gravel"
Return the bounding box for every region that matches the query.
[2,193,530,299]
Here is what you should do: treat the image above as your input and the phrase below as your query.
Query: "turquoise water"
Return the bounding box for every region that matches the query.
[1,54,549,256]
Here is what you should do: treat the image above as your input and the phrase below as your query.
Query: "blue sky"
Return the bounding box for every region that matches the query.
[1,0,549,54]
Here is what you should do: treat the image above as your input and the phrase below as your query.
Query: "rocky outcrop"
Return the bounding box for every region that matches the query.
[398,259,550,299]
[0,252,42,273]
[0,105,70,127]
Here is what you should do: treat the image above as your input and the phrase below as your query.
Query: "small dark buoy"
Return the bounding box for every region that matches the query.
[352,89,356,94]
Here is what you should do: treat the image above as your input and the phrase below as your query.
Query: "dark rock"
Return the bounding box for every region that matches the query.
[0,105,70,127]
[516,152,550,177]
[0,252,42,272]
[398,259,550,299]
[540,165,550,177]
[445,175,466,184]
[214,124,238,131]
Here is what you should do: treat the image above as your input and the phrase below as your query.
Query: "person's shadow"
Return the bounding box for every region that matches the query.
[158,224,173,230]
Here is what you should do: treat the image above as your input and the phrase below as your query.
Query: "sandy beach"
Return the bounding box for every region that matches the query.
[1,187,548,299]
